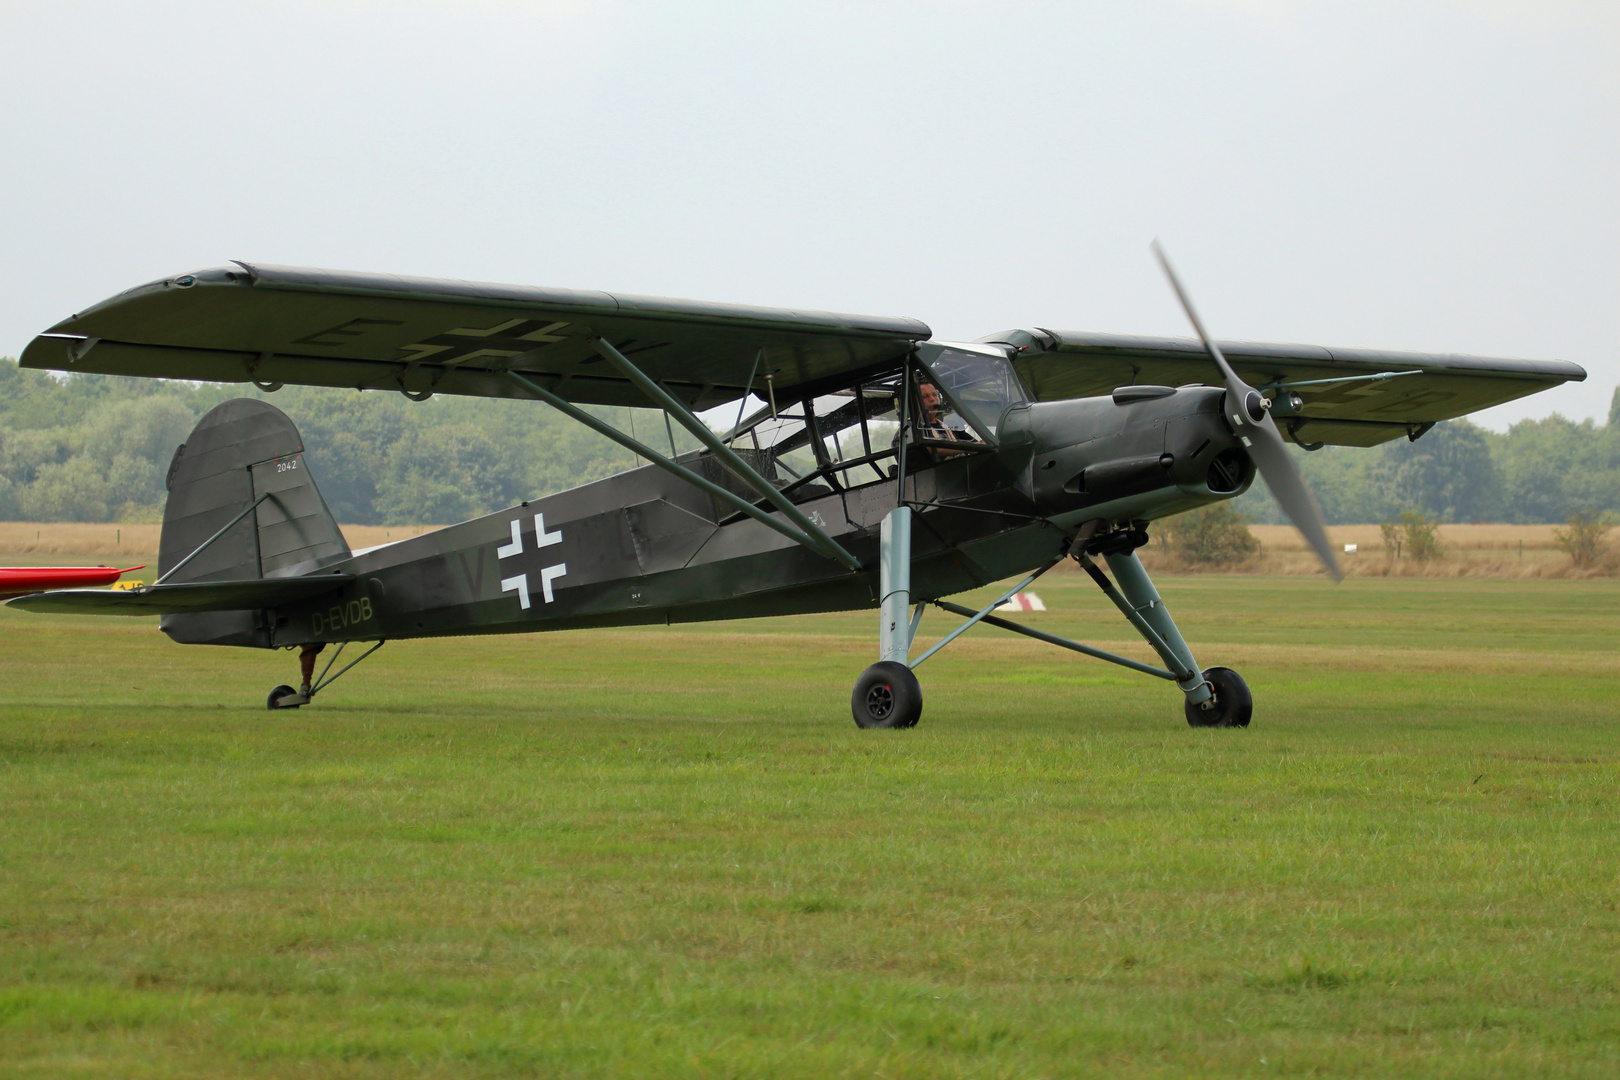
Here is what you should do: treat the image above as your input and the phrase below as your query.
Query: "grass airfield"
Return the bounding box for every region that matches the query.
[1,571,1616,1078]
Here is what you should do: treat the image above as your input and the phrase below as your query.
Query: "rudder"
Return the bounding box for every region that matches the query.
[160,399,350,646]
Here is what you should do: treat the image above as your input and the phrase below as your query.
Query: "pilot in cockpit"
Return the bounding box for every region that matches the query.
[916,380,982,460]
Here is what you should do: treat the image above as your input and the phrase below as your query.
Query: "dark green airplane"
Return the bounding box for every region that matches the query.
[9,248,1584,727]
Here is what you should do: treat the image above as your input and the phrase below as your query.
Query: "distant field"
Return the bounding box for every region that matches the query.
[1250,522,1563,551]
[2,574,1616,1077]
[1232,523,1584,577]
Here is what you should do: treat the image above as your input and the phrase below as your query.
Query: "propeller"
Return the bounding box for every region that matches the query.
[1150,241,1342,581]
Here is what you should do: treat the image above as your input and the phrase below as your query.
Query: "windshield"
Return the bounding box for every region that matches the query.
[923,347,1028,437]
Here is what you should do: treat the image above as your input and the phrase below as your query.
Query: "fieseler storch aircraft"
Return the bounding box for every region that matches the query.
[9,246,1584,728]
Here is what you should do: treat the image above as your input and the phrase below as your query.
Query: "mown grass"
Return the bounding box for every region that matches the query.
[1,574,1616,1078]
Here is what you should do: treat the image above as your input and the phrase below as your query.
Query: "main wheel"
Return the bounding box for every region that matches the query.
[267,684,302,710]
[1185,666,1251,728]
[851,661,923,729]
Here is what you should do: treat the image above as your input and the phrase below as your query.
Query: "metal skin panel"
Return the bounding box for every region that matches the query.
[987,329,1586,447]
[22,265,931,410]
[624,500,718,575]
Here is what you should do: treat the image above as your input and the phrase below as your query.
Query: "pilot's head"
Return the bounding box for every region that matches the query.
[918,381,944,421]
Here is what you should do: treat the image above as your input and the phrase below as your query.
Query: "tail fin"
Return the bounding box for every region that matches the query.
[160,399,349,646]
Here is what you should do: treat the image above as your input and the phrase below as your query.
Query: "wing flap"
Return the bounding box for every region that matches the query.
[6,574,354,615]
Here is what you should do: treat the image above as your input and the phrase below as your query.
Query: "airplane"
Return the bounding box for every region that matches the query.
[8,248,1584,728]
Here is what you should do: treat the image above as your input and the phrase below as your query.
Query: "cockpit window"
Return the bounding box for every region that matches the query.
[691,354,1024,514]
[709,372,904,505]
[921,347,1028,438]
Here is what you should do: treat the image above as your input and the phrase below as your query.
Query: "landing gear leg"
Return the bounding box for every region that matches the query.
[1082,545,1249,727]
[266,640,385,711]
[853,506,923,728]
[299,644,323,698]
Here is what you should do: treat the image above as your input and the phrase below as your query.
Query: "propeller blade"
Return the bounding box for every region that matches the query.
[1241,417,1343,581]
[1150,240,1241,388]
[1151,241,1343,581]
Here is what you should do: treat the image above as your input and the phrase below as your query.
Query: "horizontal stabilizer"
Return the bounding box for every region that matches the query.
[6,574,353,615]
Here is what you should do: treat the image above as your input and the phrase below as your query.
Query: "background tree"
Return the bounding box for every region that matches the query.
[1156,504,1259,566]
[1237,409,1617,526]
[1369,421,1500,522]
[1553,512,1613,569]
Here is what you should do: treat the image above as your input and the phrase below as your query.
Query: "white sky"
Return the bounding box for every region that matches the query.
[1,0,1614,428]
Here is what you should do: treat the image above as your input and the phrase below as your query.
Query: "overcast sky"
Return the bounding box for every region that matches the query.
[1,0,1614,428]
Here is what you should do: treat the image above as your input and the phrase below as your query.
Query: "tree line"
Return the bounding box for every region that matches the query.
[1232,388,1620,525]
[0,360,651,526]
[1,359,1615,526]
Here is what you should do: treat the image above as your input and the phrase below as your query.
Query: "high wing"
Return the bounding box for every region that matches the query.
[21,264,932,410]
[993,330,1586,448]
[21,264,1583,447]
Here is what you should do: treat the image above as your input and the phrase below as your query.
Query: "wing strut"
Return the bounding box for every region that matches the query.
[589,338,868,573]
[504,371,861,570]
[157,492,273,584]
[589,337,862,571]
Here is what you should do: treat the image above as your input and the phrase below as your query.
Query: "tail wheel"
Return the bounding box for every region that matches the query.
[1186,666,1251,728]
[852,661,923,729]
[267,684,302,710]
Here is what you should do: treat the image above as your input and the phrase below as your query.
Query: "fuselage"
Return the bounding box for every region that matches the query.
[202,383,1251,650]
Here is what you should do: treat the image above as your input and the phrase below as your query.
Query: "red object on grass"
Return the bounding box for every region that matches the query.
[0,565,145,600]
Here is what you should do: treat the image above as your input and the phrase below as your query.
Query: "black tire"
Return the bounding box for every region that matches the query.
[1185,667,1251,728]
[267,684,301,710]
[851,661,923,729]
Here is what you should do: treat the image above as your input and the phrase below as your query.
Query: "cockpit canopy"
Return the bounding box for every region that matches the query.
[916,344,1029,441]
[698,345,1029,509]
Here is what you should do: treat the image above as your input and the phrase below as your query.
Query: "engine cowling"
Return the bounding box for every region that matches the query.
[1003,385,1254,524]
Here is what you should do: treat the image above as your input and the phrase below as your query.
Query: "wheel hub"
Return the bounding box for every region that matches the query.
[865,683,894,720]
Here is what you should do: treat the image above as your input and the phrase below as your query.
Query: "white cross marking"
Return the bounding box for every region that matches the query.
[540,563,567,603]
[501,574,531,609]
[535,514,562,548]
[497,519,523,559]
[520,320,571,343]
[446,317,528,338]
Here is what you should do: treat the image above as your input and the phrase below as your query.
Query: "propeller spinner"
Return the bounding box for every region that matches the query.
[1150,241,1343,581]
